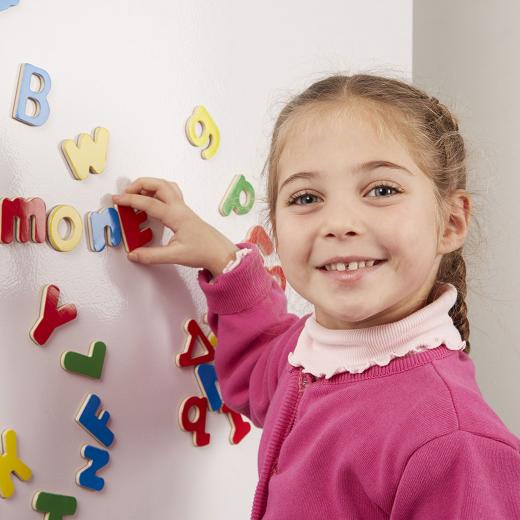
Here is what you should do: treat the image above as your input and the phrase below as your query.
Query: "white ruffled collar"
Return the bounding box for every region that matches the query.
[288,282,466,379]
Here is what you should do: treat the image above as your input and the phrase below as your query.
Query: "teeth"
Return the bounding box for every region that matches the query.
[324,260,377,271]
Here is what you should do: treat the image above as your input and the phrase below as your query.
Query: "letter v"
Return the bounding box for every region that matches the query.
[176,319,215,367]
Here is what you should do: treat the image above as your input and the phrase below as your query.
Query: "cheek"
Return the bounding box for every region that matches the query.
[383,210,438,265]
[273,218,310,279]
[274,213,300,243]
[275,223,301,263]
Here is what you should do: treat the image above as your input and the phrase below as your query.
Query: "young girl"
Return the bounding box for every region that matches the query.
[112,74,520,519]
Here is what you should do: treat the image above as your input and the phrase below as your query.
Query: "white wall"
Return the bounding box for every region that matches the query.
[414,0,520,436]
[0,1,412,518]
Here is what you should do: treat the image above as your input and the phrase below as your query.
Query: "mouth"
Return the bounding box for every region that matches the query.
[315,259,387,283]
[316,259,386,271]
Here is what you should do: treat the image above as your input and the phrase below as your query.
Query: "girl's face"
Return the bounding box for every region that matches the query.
[274,104,464,329]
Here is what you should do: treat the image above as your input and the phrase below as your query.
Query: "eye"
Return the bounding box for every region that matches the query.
[286,191,321,206]
[366,183,403,198]
[286,184,403,206]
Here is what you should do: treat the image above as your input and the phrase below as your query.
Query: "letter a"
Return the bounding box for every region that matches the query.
[12,63,51,126]
[178,396,211,447]
[185,105,220,159]
[219,174,256,216]
[176,319,215,367]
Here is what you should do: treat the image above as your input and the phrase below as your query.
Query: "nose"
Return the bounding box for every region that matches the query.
[321,202,362,239]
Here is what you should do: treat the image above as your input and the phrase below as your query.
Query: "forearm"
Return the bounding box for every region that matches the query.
[198,242,303,426]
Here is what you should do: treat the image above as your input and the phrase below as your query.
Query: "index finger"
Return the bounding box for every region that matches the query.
[124,177,182,205]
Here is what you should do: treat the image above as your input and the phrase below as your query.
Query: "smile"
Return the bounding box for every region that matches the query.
[316,260,387,282]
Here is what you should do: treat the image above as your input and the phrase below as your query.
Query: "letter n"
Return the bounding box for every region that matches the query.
[87,208,122,252]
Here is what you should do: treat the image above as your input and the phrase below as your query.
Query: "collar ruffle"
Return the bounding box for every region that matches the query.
[288,282,466,379]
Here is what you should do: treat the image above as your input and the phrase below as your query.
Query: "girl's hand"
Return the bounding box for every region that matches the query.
[111,177,239,277]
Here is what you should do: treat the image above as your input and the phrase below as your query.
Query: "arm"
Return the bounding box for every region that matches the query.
[197,242,304,428]
[111,179,304,425]
[391,430,520,519]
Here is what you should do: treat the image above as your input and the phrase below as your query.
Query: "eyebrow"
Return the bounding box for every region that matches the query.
[278,160,415,193]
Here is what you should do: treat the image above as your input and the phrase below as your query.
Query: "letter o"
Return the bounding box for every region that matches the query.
[47,205,83,252]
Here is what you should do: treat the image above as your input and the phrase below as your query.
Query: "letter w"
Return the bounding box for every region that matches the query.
[61,127,109,180]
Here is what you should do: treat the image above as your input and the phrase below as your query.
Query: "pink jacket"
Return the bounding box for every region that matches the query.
[197,242,520,519]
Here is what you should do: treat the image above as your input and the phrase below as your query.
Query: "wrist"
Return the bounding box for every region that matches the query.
[207,243,240,278]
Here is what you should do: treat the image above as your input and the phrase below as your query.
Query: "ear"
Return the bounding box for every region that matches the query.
[437,189,472,255]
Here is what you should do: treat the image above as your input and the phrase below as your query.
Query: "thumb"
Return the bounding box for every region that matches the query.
[127,245,180,265]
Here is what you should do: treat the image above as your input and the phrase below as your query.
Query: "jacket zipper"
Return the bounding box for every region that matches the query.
[270,369,314,477]
[287,370,309,429]
[251,368,316,519]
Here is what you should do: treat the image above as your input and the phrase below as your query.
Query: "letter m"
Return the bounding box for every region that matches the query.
[1,197,46,244]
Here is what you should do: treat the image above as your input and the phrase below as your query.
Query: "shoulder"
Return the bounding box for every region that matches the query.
[406,429,520,463]
[427,350,520,449]
[327,348,519,480]
[367,348,519,451]
[391,429,520,518]
[379,350,520,487]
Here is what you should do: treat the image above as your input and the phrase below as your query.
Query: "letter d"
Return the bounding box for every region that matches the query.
[12,63,51,126]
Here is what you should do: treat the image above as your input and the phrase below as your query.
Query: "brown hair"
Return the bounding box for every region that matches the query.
[259,73,482,354]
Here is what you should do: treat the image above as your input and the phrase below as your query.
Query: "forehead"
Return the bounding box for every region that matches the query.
[277,101,417,177]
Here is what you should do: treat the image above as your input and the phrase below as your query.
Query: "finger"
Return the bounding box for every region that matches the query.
[124,187,156,199]
[124,178,181,205]
[128,245,181,265]
[112,193,168,221]
[168,181,184,201]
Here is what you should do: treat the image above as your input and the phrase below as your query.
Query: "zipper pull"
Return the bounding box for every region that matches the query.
[300,372,315,389]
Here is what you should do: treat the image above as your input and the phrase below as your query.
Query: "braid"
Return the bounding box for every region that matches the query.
[426,96,470,353]
[429,96,460,131]
[428,249,471,354]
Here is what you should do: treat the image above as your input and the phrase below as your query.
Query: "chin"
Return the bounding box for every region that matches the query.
[318,307,379,328]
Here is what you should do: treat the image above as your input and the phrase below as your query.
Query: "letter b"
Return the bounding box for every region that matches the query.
[12,63,52,126]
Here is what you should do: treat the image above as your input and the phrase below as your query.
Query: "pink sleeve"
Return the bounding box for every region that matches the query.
[391,430,520,519]
[208,247,252,284]
[197,242,304,427]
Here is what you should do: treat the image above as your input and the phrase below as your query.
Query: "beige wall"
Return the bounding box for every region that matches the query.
[414,0,520,435]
